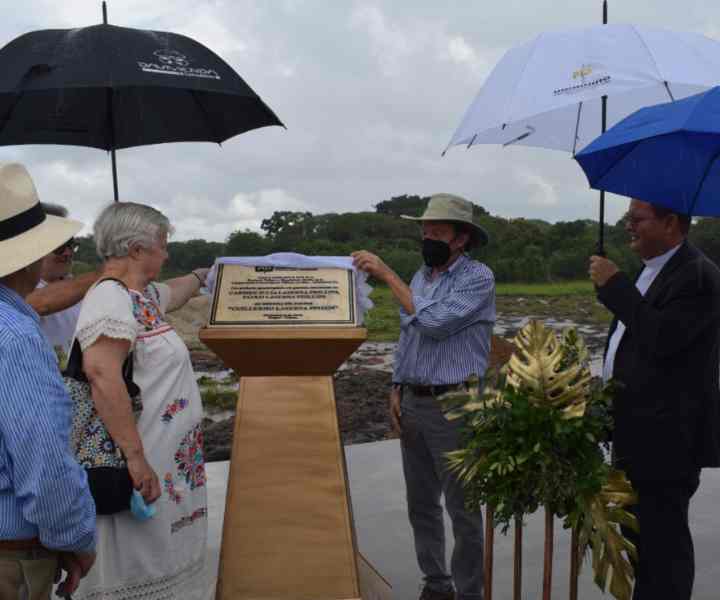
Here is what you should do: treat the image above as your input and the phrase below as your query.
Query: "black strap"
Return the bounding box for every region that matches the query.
[0,203,46,242]
[64,278,137,396]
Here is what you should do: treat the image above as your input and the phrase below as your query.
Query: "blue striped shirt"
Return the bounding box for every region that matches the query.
[0,283,96,552]
[392,254,496,385]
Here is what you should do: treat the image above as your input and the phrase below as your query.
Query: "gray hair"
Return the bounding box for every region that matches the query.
[94,202,174,259]
[41,202,69,218]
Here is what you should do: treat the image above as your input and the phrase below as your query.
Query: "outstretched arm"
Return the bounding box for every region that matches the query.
[25,271,101,316]
[163,268,209,312]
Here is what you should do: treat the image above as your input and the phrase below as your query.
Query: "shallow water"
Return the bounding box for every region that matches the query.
[197,315,608,419]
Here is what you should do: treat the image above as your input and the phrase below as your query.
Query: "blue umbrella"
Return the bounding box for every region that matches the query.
[575,86,720,216]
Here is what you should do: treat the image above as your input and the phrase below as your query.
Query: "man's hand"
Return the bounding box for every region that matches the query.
[589,255,620,287]
[389,386,402,435]
[351,251,391,283]
[55,551,96,596]
[353,249,416,316]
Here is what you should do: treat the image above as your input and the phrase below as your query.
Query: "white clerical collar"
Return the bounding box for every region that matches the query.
[642,243,682,271]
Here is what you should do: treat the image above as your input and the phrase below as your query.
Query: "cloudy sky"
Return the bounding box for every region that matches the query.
[1,1,719,241]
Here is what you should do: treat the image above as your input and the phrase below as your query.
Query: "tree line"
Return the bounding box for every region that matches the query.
[73,194,720,283]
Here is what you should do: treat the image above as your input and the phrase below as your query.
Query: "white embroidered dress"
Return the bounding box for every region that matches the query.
[73,281,207,600]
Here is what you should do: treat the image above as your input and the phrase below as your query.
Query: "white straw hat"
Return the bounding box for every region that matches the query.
[0,163,83,278]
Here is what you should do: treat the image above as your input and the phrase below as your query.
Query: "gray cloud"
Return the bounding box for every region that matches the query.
[1,1,719,241]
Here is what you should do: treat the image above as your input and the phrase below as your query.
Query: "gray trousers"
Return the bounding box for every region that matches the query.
[400,388,484,600]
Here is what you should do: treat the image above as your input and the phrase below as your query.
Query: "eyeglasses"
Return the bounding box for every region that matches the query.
[621,213,658,228]
[52,237,79,255]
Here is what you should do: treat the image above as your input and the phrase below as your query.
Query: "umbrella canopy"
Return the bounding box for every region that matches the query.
[575,86,720,216]
[0,24,283,150]
[444,24,720,155]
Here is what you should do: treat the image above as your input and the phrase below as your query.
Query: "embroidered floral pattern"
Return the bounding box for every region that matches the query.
[175,425,206,490]
[171,507,207,534]
[162,398,189,423]
[130,288,167,332]
[163,473,182,504]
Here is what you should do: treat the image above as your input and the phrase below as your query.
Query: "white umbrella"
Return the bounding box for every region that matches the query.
[444,21,720,252]
[444,24,720,155]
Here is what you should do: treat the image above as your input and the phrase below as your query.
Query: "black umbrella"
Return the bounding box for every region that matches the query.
[0,3,283,201]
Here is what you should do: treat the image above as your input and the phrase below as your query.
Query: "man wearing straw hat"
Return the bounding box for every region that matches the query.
[353,193,495,600]
[0,163,97,599]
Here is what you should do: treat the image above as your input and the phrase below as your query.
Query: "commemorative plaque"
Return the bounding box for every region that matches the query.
[209,263,358,327]
[200,259,388,599]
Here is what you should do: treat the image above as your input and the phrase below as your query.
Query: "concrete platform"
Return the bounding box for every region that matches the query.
[204,439,720,599]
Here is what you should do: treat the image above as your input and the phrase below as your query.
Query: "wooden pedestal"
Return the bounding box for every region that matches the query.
[199,327,391,600]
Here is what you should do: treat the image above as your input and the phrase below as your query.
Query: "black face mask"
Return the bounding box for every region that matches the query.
[422,238,452,267]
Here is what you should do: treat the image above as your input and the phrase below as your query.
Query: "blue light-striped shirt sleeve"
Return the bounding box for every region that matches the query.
[400,266,495,340]
[393,256,496,386]
[0,333,96,552]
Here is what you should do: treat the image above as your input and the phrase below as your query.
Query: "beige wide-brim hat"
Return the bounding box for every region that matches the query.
[0,162,83,279]
[401,193,489,246]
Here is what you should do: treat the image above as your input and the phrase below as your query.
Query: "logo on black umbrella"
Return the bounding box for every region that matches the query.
[138,49,221,80]
[154,49,190,67]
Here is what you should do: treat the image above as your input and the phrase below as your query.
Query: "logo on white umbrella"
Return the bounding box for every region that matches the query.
[137,49,221,80]
[554,63,611,96]
[572,64,594,83]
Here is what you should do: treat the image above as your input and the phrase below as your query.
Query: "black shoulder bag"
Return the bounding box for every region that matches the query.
[63,278,143,515]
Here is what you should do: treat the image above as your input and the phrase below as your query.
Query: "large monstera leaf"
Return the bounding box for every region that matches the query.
[505,320,590,419]
[440,321,637,600]
[576,470,638,600]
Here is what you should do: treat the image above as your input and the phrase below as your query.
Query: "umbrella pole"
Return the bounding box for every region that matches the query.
[597,0,608,255]
[111,150,119,202]
[598,98,607,255]
[101,2,121,202]
[102,3,119,203]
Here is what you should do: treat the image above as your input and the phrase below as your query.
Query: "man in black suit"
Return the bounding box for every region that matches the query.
[589,198,720,600]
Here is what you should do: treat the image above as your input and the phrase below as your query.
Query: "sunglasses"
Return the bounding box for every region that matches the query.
[53,237,79,255]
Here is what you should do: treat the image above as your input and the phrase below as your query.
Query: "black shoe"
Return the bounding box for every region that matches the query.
[418,586,455,600]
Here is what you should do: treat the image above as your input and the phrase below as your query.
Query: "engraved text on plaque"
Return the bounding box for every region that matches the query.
[209,264,357,326]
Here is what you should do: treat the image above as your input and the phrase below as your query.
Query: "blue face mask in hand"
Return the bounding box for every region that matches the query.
[131,490,157,521]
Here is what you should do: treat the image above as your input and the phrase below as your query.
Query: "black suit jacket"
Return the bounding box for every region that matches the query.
[599,242,720,481]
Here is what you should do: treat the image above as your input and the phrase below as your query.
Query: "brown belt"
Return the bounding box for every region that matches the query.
[0,537,43,551]
[405,383,466,397]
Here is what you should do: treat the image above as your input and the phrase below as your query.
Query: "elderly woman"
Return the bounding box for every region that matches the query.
[73,202,209,600]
